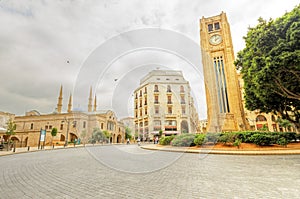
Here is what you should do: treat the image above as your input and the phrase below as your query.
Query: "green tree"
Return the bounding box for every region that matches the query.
[235,5,300,131]
[89,128,107,144]
[103,130,111,143]
[50,127,58,146]
[5,119,16,151]
[125,127,132,140]
[277,118,293,131]
[80,130,87,146]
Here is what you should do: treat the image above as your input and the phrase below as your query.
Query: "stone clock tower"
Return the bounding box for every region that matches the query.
[200,12,247,132]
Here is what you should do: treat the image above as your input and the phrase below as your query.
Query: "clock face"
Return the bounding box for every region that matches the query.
[209,34,222,45]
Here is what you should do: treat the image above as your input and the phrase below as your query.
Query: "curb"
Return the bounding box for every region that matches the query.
[140,145,300,155]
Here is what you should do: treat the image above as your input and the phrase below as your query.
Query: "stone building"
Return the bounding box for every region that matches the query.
[5,86,125,147]
[134,70,199,140]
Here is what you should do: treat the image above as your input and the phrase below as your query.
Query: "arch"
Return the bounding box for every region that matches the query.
[11,136,20,142]
[181,120,189,133]
[256,115,267,122]
[60,134,65,141]
[117,134,122,143]
[271,115,276,122]
[70,133,78,142]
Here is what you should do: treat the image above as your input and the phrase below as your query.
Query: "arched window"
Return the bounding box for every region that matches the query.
[256,115,267,122]
[271,115,276,122]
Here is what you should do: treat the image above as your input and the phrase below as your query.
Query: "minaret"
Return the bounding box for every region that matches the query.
[93,95,97,112]
[67,93,72,113]
[57,85,63,113]
[88,86,93,112]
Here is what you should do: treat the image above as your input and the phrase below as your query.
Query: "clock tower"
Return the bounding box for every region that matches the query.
[200,12,247,132]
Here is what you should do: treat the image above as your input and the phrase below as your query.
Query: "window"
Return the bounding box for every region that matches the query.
[139,90,142,97]
[167,96,172,104]
[180,85,184,93]
[73,121,77,128]
[49,125,52,129]
[208,24,213,32]
[60,124,63,130]
[144,87,147,94]
[154,96,159,104]
[167,85,171,92]
[214,22,220,30]
[154,85,159,92]
[107,122,114,131]
[144,121,148,126]
[144,97,147,105]
[155,106,159,114]
[135,93,138,99]
[139,99,142,107]
[30,123,34,130]
[214,56,230,113]
[135,111,138,118]
[140,109,142,116]
[168,107,172,114]
[145,107,148,115]
[256,115,267,122]
[101,123,104,129]
[182,106,186,114]
[181,95,185,104]
[208,22,220,32]
[83,121,86,128]
[45,125,48,130]
[139,122,143,127]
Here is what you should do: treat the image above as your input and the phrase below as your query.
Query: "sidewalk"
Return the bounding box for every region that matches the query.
[0,144,88,157]
[141,144,300,155]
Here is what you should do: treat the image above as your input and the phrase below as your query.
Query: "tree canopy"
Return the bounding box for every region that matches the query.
[235,5,300,130]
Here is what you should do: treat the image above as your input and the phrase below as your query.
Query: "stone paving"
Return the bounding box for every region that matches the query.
[0,145,300,198]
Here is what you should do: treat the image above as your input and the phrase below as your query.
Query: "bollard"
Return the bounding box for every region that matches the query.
[13,146,16,152]
[53,144,54,149]
[27,146,30,151]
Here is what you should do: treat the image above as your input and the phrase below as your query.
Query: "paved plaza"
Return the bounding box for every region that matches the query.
[0,145,300,198]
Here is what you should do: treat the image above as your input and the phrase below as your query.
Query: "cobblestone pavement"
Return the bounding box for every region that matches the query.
[0,145,300,198]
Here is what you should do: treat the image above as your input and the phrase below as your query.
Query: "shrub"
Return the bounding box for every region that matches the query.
[171,134,196,147]
[159,135,175,145]
[249,133,273,146]
[218,132,236,145]
[233,138,242,148]
[204,133,220,144]
[194,134,206,146]
[277,137,288,147]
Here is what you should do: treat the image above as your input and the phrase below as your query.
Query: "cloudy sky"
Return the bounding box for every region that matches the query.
[0,0,298,119]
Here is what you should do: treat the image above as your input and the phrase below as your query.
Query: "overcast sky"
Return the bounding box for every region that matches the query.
[0,0,298,119]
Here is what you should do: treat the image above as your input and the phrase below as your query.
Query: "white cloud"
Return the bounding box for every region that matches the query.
[0,0,298,117]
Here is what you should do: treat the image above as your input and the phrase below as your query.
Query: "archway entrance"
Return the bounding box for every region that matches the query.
[70,133,78,142]
[60,134,65,142]
[117,135,122,143]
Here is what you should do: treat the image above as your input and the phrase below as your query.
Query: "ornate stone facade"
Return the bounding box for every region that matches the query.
[200,12,248,132]
[134,70,199,140]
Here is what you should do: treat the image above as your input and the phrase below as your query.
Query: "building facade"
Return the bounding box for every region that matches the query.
[134,70,199,140]
[200,12,248,132]
[2,86,125,147]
